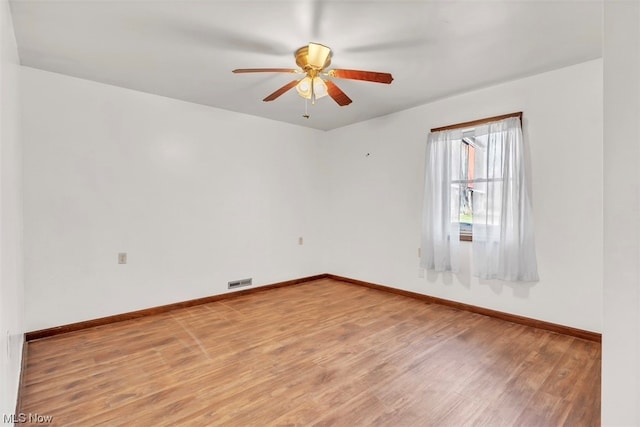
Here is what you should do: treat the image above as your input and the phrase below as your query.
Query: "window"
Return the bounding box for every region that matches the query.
[430,114,519,242]
[421,112,539,281]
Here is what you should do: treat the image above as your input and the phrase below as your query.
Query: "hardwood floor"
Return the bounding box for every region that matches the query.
[19,278,601,426]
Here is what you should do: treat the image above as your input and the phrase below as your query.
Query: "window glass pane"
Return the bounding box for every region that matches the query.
[459,140,474,237]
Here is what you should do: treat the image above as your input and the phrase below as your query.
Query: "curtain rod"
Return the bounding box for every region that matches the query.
[430,111,523,133]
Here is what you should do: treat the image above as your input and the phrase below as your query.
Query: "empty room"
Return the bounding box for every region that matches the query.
[1,1,639,426]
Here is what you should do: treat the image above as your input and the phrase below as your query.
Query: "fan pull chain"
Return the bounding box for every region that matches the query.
[303,99,310,119]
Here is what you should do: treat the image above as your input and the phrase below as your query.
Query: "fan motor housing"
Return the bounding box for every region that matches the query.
[295,45,332,71]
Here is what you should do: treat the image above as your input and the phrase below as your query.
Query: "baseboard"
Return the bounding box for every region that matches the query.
[15,335,28,415]
[327,274,602,343]
[25,274,329,341]
[25,272,601,343]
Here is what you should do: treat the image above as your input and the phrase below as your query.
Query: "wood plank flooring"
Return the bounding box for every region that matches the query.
[19,278,601,426]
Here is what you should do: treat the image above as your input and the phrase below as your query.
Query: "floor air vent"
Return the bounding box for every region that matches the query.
[228,278,252,289]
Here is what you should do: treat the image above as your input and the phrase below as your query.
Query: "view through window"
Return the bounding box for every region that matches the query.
[451,131,476,241]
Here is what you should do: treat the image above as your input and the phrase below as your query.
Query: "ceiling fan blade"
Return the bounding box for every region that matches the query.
[329,69,394,84]
[343,38,427,54]
[233,68,298,74]
[166,20,291,56]
[263,79,301,102]
[325,80,352,106]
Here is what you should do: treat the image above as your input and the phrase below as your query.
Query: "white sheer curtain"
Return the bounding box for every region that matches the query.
[420,129,461,272]
[472,117,538,281]
[421,116,538,281]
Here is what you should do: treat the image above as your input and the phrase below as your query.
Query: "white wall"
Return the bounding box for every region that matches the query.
[22,67,326,331]
[602,1,640,425]
[22,61,603,335]
[321,59,603,333]
[22,60,604,333]
[0,0,24,419]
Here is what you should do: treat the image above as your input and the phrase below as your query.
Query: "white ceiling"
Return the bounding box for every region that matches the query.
[10,0,602,131]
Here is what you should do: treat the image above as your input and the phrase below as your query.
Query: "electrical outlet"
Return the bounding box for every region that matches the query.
[118,253,127,264]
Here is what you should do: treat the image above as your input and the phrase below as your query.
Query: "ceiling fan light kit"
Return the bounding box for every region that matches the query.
[296,76,328,100]
[232,42,393,109]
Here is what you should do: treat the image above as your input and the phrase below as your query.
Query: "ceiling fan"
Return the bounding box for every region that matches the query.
[232,42,393,107]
